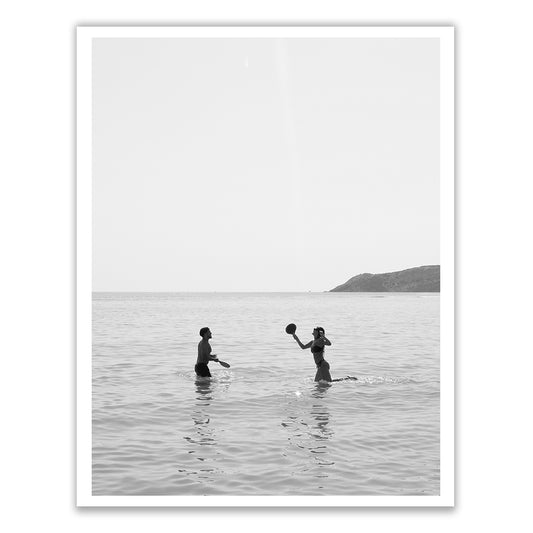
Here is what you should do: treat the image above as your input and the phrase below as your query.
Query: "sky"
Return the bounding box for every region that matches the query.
[92,37,440,292]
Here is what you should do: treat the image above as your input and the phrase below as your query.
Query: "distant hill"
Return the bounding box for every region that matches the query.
[330,265,440,292]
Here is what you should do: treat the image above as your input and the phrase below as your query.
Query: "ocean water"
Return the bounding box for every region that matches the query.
[92,292,440,496]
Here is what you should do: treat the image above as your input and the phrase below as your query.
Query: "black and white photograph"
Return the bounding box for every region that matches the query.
[77,26,454,506]
[8,0,533,530]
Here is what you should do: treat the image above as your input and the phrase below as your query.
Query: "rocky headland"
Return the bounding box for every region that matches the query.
[330,265,440,292]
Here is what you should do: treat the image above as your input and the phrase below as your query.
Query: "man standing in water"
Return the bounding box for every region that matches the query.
[195,327,219,378]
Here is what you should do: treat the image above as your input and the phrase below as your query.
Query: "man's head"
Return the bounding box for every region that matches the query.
[199,327,212,339]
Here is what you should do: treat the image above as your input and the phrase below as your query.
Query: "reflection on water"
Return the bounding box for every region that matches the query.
[180,379,223,487]
[189,379,215,445]
[282,384,335,487]
[309,385,335,477]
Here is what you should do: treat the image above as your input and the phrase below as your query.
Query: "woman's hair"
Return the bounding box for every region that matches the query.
[199,327,210,337]
[314,327,325,337]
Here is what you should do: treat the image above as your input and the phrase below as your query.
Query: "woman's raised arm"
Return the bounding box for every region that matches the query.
[293,334,312,350]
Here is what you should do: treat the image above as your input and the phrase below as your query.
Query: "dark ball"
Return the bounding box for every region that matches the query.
[285,323,297,334]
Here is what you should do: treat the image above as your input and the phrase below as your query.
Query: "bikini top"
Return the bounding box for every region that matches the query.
[311,343,324,354]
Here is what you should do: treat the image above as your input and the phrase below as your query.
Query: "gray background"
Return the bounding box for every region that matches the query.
[4,1,533,531]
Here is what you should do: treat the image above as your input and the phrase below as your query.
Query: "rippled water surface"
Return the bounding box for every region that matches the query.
[92,292,440,495]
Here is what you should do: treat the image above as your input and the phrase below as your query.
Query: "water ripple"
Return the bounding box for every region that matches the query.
[92,292,440,495]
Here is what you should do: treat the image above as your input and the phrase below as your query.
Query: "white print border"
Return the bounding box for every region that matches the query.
[77,25,454,507]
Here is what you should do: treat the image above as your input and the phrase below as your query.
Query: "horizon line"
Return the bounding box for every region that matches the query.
[92,290,331,293]
[91,290,441,294]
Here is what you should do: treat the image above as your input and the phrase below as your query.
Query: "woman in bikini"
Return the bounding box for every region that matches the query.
[292,326,332,382]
